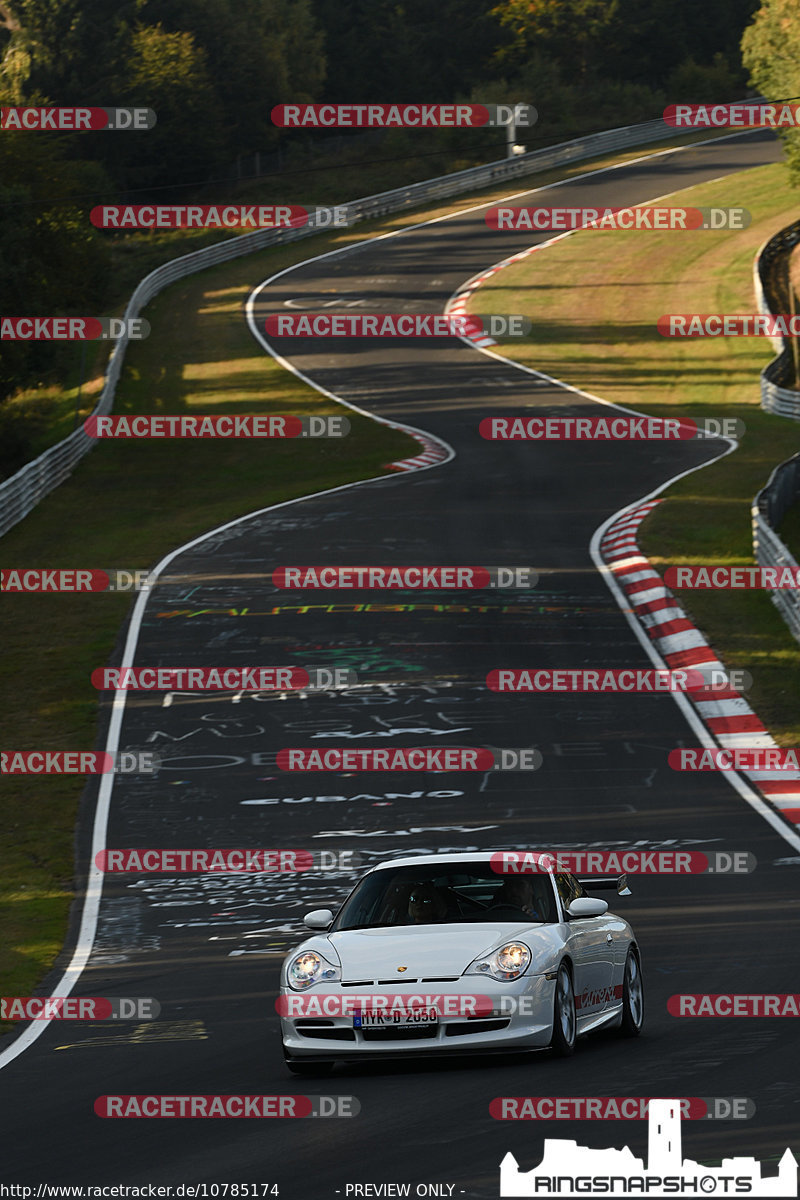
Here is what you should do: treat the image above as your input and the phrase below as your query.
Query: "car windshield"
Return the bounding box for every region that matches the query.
[330,862,557,930]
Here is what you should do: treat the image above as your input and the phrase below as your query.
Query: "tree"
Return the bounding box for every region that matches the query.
[135,0,326,157]
[491,0,756,91]
[107,23,225,189]
[0,0,136,103]
[490,0,620,80]
[742,0,800,183]
[314,0,498,102]
[0,125,111,402]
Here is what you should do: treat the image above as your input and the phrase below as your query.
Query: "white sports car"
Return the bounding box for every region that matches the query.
[279,852,644,1074]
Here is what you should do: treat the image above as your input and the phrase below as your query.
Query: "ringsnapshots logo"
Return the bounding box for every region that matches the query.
[0,106,156,131]
[479,415,745,440]
[264,314,530,338]
[1,751,158,775]
[485,206,750,232]
[83,415,348,438]
[271,103,536,128]
[664,101,800,128]
[0,317,149,340]
[499,1098,798,1196]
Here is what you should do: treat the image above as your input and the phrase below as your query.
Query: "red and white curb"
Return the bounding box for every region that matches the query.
[386,429,451,471]
[448,284,499,348]
[602,502,800,826]
[446,241,555,348]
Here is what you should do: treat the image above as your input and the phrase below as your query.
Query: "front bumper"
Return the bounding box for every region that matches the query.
[280,975,554,1060]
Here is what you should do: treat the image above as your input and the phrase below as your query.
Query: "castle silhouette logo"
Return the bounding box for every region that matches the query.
[500,1098,797,1196]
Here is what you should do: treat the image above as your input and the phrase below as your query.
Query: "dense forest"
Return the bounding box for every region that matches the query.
[0,0,795,426]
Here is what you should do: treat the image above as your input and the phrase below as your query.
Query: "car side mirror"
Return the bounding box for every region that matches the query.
[303,908,334,930]
[566,897,608,918]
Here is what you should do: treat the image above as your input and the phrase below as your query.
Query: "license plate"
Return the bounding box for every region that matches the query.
[354,1007,439,1029]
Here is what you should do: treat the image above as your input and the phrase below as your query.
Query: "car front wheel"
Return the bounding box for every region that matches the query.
[550,963,576,1056]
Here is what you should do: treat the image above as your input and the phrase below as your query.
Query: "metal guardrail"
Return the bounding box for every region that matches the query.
[752,454,800,642]
[755,217,800,416]
[750,219,800,643]
[0,115,684,538]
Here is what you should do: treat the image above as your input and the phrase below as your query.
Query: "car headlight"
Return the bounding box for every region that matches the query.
[465,941,531,981]
[286,950,341,991]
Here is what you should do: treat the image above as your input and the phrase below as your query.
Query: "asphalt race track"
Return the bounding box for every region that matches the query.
[2,130,799,1198]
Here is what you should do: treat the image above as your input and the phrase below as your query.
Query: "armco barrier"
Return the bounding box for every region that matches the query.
[752,455,800,643]
[751,219,800,643]
[0,219,318,538]
[0,116,691,538]
[755,217,800,417]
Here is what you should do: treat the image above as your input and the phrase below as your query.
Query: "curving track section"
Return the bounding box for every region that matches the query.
[1,131,798,1198]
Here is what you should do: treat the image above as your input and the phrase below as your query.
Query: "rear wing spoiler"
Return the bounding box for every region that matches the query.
[579,874,631,897]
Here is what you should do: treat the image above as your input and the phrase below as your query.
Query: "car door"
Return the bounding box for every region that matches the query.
[556,873,618,1021]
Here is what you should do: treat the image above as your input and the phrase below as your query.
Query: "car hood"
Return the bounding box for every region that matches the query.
[324,922,537,980]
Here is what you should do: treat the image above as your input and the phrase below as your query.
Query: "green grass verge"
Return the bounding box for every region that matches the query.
[464,160,800,744]
[0,125,736,1016]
